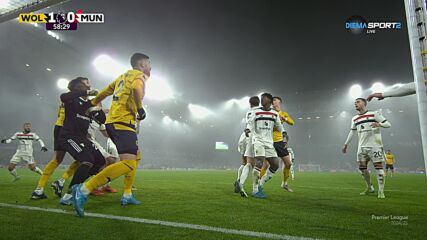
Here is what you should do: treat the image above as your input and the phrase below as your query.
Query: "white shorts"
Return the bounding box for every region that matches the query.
[91,139,110,159]
[10,153,34,165]
[106,138,119,160]
[254,141,277,158]
[238,137,247,155]
[357,147,385,163]
[244,134,254,158]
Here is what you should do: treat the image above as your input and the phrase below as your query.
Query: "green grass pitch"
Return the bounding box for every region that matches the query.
[0,168,426,240]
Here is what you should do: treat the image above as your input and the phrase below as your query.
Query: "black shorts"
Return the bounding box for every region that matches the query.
[58,135,105,166]
[273,141,289,158]
[106,123,138,155]
[53,125,65,151]
[385,164,394,170]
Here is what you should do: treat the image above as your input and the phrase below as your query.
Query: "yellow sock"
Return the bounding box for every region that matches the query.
[124,152,142,195]
[385,170,388,177]
[37,159,59,188]
[283,166,291,184]
[260,166,267,178]
[62,161,79,180]
[85,159,136,192]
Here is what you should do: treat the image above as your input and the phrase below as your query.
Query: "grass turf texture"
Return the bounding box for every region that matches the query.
[0,169,426,240]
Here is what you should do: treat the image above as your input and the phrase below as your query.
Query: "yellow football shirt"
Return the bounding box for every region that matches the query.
[92,69,145,132]
[55,103,65,127]
[273,110,295,142]
[386,153,395,165]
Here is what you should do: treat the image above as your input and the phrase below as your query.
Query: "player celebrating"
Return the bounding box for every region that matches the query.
[245,93,283,199]
[235,96,260,197]
[385,149,396,177]
[260,96,295,191]
[72,52,150,217]
[342,98,391,199]
[1,123,47,181]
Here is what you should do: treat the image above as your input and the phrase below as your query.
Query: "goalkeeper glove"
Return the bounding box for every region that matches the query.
[137,107,146,120]
[87,89,99,96]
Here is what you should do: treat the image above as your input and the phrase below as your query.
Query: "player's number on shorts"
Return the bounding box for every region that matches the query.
[113,80,125,101]
[373,151,382,158]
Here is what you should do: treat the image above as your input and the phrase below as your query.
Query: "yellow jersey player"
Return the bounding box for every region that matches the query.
[31,103,80,199]
[73,52,151,217]
[385,150,396,177]
[260,96,295,192]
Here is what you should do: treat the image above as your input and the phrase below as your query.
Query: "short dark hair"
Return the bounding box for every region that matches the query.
[23,123,31,126]
[131,53,150,68]
[356,98,367,106]
[261,93,273,102]
[273,96,282,103]
[249,96,260,107]
[68,77,88,91]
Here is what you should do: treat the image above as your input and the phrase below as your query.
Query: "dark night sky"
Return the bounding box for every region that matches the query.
[0,0,422,169]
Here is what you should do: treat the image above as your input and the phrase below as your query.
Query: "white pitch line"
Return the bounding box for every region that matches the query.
[0,203,318,240]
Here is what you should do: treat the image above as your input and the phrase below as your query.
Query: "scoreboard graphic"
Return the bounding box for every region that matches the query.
[19,10,104,31]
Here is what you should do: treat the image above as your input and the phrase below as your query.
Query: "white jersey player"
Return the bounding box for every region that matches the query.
[342,98,391,199]
[1,123,47,181]
[244,93,283,199]
[234,96,260,198]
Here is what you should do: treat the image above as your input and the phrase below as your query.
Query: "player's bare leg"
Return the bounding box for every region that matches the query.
[281,155,293,192]
[33,151,66,199]
[374,162,386,199]
[259,160,269,178]
[8,163,19,181]
[252,156,267,198]
[359,160,374,195]
[259,157,279,188]
[28,162,43,175]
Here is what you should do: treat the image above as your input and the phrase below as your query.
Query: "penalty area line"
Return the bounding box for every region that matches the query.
[0,203,318,240]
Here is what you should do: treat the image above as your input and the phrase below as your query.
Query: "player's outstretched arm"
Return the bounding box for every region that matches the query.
[91,81,116,106]
[33,133,47,151]
[283,112,295,126]
[1,132,18,144]
[367,82,416,101]
[60,90,95,102]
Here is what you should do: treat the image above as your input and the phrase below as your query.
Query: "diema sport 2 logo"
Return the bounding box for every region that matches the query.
[345,15,402,35]
[19,9,104,31]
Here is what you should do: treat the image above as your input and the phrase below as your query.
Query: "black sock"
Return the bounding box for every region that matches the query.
[69,163,92,189]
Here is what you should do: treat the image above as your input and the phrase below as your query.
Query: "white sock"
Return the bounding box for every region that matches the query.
[239,163,252,186]
[123,193,132,198]
[35,187,44,194]
[376,169,385,192]
[290,165,295,179]
[260,168,274,186]
[80,184,90,196]
[360,169,372,188]
[58,178,65,185]
[237,165,244,181]
[9,168,18,178]
[252,168,261,193]
[62,193,72,201]
[34,167,43,175]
